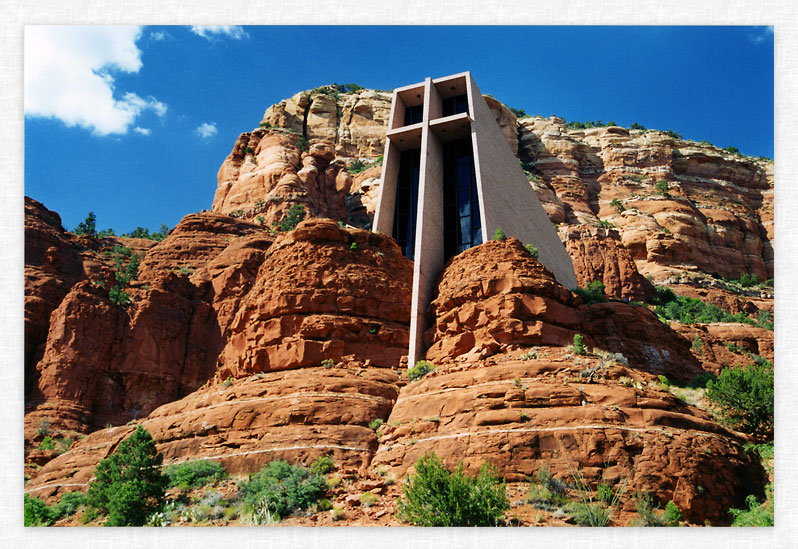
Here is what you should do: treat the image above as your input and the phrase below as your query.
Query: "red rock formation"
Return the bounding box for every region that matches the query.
[563,226,656,302]
[243,90,773,287]
[25,359,401,504]
[669,321,774,375]
[218,219,413,378]
[212,130,353,226]
[425,237,702,383]
[371,348,765,524]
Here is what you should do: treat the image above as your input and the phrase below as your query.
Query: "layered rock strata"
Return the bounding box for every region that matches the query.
[25,360,400,503]
[424,237,702,383]
[371,348,765,524]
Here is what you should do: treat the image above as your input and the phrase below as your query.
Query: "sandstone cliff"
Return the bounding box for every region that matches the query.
[23,84,773,527]
[211,87,773,302]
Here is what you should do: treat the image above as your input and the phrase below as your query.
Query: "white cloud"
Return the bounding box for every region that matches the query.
[25,26,167,136]
[195,122,218,139]
[190,26,247,40]
[750,26,774,44]
[150,31,167,41]
[133,127,151,135]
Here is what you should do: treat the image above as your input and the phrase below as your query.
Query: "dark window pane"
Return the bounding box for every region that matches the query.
[442,94,469,117]
[404,105,423,126]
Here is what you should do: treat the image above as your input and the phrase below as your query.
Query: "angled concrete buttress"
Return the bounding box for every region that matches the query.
[373,72,577,365]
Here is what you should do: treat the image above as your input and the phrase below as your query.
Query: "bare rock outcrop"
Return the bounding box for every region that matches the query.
[25,359,401,504]
[371,348,765,524]
[218,219,413,379]
[669,321,774,375]
[424,237,702,383]
[563,226,656,302]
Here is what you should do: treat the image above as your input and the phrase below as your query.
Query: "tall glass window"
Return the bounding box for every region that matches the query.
[393,149,421,260]
[443,138,482,260]
[442,94,469,117]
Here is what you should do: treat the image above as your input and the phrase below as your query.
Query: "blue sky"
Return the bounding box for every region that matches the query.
[24,25,774,235]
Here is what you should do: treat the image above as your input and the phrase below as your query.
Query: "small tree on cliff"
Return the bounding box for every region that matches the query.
[86,426,168,526]
[277,204,306,232]
[74,212,97,237]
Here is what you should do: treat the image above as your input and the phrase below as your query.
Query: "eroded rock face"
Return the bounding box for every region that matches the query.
[371,348,765,524]
[24,198,87,387]
[425,237,702,383]
[517,118,773,283]
[28,273,219,435]
[24,359,401,504]
[563,226,655,302]
[218,219,413,378]
[235,89,772,288]
[669,321,774,375]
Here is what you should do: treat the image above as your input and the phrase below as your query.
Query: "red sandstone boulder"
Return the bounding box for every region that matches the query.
[218,219,413,378]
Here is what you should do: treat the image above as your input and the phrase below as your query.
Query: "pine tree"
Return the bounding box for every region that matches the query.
[86,426,167,526]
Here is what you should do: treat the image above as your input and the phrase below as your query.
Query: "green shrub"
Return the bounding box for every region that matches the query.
[396,452,508,526]
[654,295,760,326]
[278,204,306,232]
[509,107,528,118]
[729,493,774,526]
[347,159,367,173]
[86,426,168,526]
[359,492,378,507]
[569,501,612,527]
[663,500,683,525]
[240,460,328,520]
[706,361,774,436]
[632,492,681,526]
[492,226,506,241]
[738,273,759,287]
[655,180,670,197]
[321,358,335,369]
[39,436,55,450]
[24,495,55,526]
[756,310,774,330]
[610,198,625,212]
[647,285,677,306]
[629,122,646,130]
[657,375,670,388]
[349,241,358,251]
[573,280,607,304]
[164,460,227,489]
[309,455,335,475]
[109,286,132,308]
[369,418,384,431]
[51,491,87,519]
[572,334,586,355]
[596,483,614,505]
[691,336,703,353]
[688,371,716,388]
[524,243,539,258]
[665,129,682,140]
[296,137,309,151]
[407,360,434,381]
[723,146,741,155]
[527,466,569,509]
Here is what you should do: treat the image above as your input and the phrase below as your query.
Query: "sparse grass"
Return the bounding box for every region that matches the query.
[359,492,378,507]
